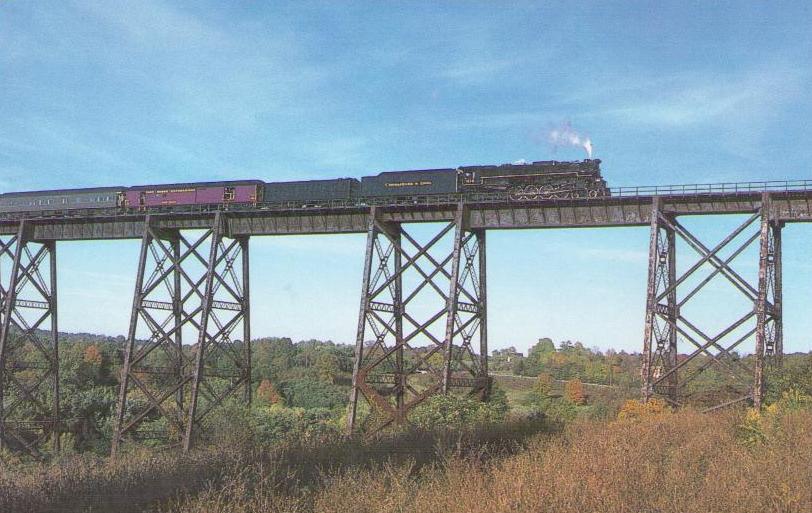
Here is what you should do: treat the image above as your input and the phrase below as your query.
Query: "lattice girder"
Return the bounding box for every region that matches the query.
[347,205,489,434]
[642,194,782,411]
[112,213,250,456]
[0,221,60,457]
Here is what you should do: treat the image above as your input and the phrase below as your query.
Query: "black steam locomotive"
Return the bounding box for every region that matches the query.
[0,159,609,215]
[362,159,607,200]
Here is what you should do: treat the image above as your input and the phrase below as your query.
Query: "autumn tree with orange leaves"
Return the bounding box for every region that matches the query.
[83,344,103,365]
[256,379,284,406]
[564,378,586,405]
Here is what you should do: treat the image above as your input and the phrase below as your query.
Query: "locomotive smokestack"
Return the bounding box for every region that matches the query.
[547,122,593,159]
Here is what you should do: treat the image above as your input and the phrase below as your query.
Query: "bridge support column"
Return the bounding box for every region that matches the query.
[112,213,251,456]
[347,205,489,435]
[183,213,251,451]
[0,221,60,458]
[754,193,782,409]
[641,198,678,404]
[641,194,783,411]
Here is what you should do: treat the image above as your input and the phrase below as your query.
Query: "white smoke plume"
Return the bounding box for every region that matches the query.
[547,122,593,158]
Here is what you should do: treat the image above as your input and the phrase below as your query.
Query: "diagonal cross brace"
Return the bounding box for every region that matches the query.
[641,194,782,411]
[0,220,59,458]
[347,205,488,435]
[113,213,251,456]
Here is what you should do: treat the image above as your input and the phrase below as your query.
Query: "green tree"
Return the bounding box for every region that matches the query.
[315,351,340,383]
[278,378,346,409]
[410,393,507,429]
[536,372,554,397]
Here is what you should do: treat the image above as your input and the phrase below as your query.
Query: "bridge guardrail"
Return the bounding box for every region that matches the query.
[608,179,812,197]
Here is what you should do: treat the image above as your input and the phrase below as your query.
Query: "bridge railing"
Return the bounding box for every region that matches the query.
[247,179,812,210]
[608,179,812,197]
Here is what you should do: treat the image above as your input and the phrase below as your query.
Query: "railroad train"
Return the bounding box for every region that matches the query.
[0,159,608,215]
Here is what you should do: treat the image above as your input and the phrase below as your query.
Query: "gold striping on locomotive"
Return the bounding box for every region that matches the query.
[384,181,433,188]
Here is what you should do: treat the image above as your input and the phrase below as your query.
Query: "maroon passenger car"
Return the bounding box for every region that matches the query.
[122,180,263,209]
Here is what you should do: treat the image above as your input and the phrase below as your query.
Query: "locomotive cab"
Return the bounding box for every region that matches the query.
[458,168,477,188]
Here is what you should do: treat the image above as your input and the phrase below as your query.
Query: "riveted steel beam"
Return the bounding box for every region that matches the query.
[112,213,251,456]
[641,194,783,411]
[754,193,783,408]
[0,221,60,458]
[347,204,489,434]
[183,213,252,451]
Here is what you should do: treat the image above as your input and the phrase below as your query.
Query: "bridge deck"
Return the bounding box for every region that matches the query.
[1,181,812,240]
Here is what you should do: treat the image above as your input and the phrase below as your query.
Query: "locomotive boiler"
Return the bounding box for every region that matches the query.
[458,159,607,199]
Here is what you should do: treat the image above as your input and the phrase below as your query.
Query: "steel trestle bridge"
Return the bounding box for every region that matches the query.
[1,178,810,457]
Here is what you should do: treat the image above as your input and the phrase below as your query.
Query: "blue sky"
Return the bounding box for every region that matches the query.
[1,1,811,354]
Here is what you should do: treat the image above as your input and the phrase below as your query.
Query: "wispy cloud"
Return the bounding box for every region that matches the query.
[311,136,369,169]
[601,69,805,128]
[420,110,558,132]
[73,0,330,131]
[76,0,226,49]
[439,56,524,85]
[17,117,134,172]
[576,58,805,134]
[0,0,344,186]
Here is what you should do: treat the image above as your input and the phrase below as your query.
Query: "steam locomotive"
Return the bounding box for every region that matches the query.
[0,159,608,215]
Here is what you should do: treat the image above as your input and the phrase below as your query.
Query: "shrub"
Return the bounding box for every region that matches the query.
[616,398,670,421]
[410,393,508,430]
[277,378,346,410]
[252,406,339,445]
[521,387,578,425]
[738,388,812,447]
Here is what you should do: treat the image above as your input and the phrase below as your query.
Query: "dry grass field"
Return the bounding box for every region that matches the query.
[171,407,812,513]
[0,420,546,513]
[2,400,809,513]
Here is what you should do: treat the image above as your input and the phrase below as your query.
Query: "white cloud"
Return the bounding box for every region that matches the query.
[439,57,523,85]
[311,136,369,168]
[603,73,802,128]
[72,0,330,131]
[18,117,134,171]
[584,60,807,129]
[76,0,226,49]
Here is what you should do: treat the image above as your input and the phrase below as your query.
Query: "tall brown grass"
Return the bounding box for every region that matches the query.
[0,420,546,513]
[172,409,812,513]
